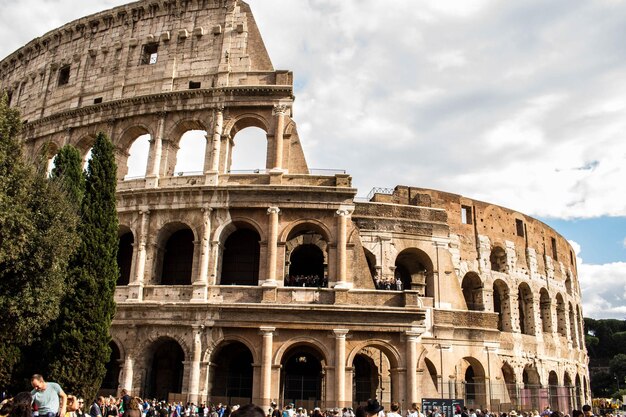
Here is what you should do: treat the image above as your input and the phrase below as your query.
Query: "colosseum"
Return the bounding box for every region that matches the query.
[0,0,589,413]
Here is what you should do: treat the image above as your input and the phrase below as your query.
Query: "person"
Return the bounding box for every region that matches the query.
[122,397,141,417]
[387,403,402,417]
[65,396,78,417]
[30,375,67,417]
[89,397,105,417]
[363,400,383,417]
[231,405,264,417]
[581,406,593,417]
[1,392,33,417]
[75,399,85,417]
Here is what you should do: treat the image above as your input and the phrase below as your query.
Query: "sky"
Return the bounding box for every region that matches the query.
[1,0,625,319]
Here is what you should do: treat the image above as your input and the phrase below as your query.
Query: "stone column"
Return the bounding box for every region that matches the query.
[122,355,134,393]
[334,329,349,407]
[406,330,420,405]
[192,207,212,302]
[264,207,280,287]
[260,327,276,412]
[188,327,203,404]
[209,107,224,173]
[129,209,150,302]
[272,105,287,171]
[334,207,354,289]
[146,112,166,188]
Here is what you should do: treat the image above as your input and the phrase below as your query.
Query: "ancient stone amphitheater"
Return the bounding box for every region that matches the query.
[0,0,589,412]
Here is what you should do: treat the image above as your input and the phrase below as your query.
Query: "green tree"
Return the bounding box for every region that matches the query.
[46,132,119,400]
[610,354,626,383]
[50,145,85,208]
[0,93,79,387]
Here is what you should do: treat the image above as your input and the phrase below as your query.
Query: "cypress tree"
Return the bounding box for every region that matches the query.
[50,145,85,208]
[0,94,79,388]
[46,132,119,400]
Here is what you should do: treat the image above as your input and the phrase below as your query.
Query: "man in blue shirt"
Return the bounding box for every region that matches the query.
[30,374,67,417]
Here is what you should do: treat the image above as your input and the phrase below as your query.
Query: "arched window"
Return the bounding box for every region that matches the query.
[173,130,207,175]
[220,228,261,285]
[160,228,194,285]
[394,248,433,294]
[117,228,134,286]
[461,272,484,311]
[228,126,268,172]
[518,283,535,335]
[125,134,150,179]
[539,288,552,333]
[286,244,326,287]
[556,294,567,337]
[147,339,184,400]
[493,280,512,332]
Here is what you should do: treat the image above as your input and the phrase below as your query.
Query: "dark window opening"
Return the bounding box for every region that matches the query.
[141,43,159,65]
[210,342,253,402]
[189,81,201,89]
[160,229,194,285]
[285,244,326,287]
[461,205,472,224]
[101,342,121,390]
[353,355,377,403]
[148,340,184,400]
[490,246,507,272]
[94,97,103,104]
[117,231,134,286]
[58,65,71,86]
[570,250,574,265]
[221,228,260,285]
[515,219,524,237]
[551,237,558,261]
[6,90,13,106]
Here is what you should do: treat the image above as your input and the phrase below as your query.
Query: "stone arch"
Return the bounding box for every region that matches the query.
[501,362,518,406]
[36,140,62,175]
[555,293,567,337]
[118,124,152,180]
[461,271,484,311]
[208,338,255,403]
[539,288,552,333]
[522,363,542,410]
[166,118,209,146]
[273,337,331,367]
[214,217,266,244]
[423,357,439,394]
[167,119,209,176]
[279,340,328,408]
[204,334,259,365]
[493,279,512,332]
[346,339,402,370]
[75,134,97,168]
[565,272,573,295]
[363,247,377,283]
[569,302,579,347]
[458,357,487,407]
[280,218,333,243]
[117,225,134,286]
[154,221,197,285]
[142,336,186,400]
[101,340,123,392]
[116,124,153,153]
[518,282,535,335]
[136,332,191,365]
[223,113,271,173]
[490,245,507,273]
[394,248,434,296]
[218,220,262,286]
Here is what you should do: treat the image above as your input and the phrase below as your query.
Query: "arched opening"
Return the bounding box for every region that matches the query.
[228,126,268,173]
[351,346,395,407]
[539,288,552,333]
[556,294,567,337]
[125,134,150,179]
[461,272,484,311]
[173,130,207,175]
[286,244,325,287]
[501,363,518,408]
[490,246,507,272]
[394,248,433,295]
[424,358,439,395]
[562,372,573,413]
[147,339,184,400]
[101,341,121,394]
[158,226,194,285]
[569,303,579,347]
[281,345,325,409]
[284,225,329,287]
[353,354,376,405]
[518,283,535,335]
[565,273,573,295]
[209,341,253,405]
[575,374,582,411]
[82,147,93,171]
[460,358,486,407]
[548,371,559,409]
[493,280,512,332]
[220,227,261,285]
[363,248,377,285]
[117,228,134,286]
[522,365,541,411]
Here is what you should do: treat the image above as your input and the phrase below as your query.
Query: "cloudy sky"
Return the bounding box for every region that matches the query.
[1,0,625,319]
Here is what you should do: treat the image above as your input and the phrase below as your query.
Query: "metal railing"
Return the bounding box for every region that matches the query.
[366,186,394,201]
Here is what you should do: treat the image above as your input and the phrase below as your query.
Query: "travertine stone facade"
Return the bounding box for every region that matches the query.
[1,0,589,413]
